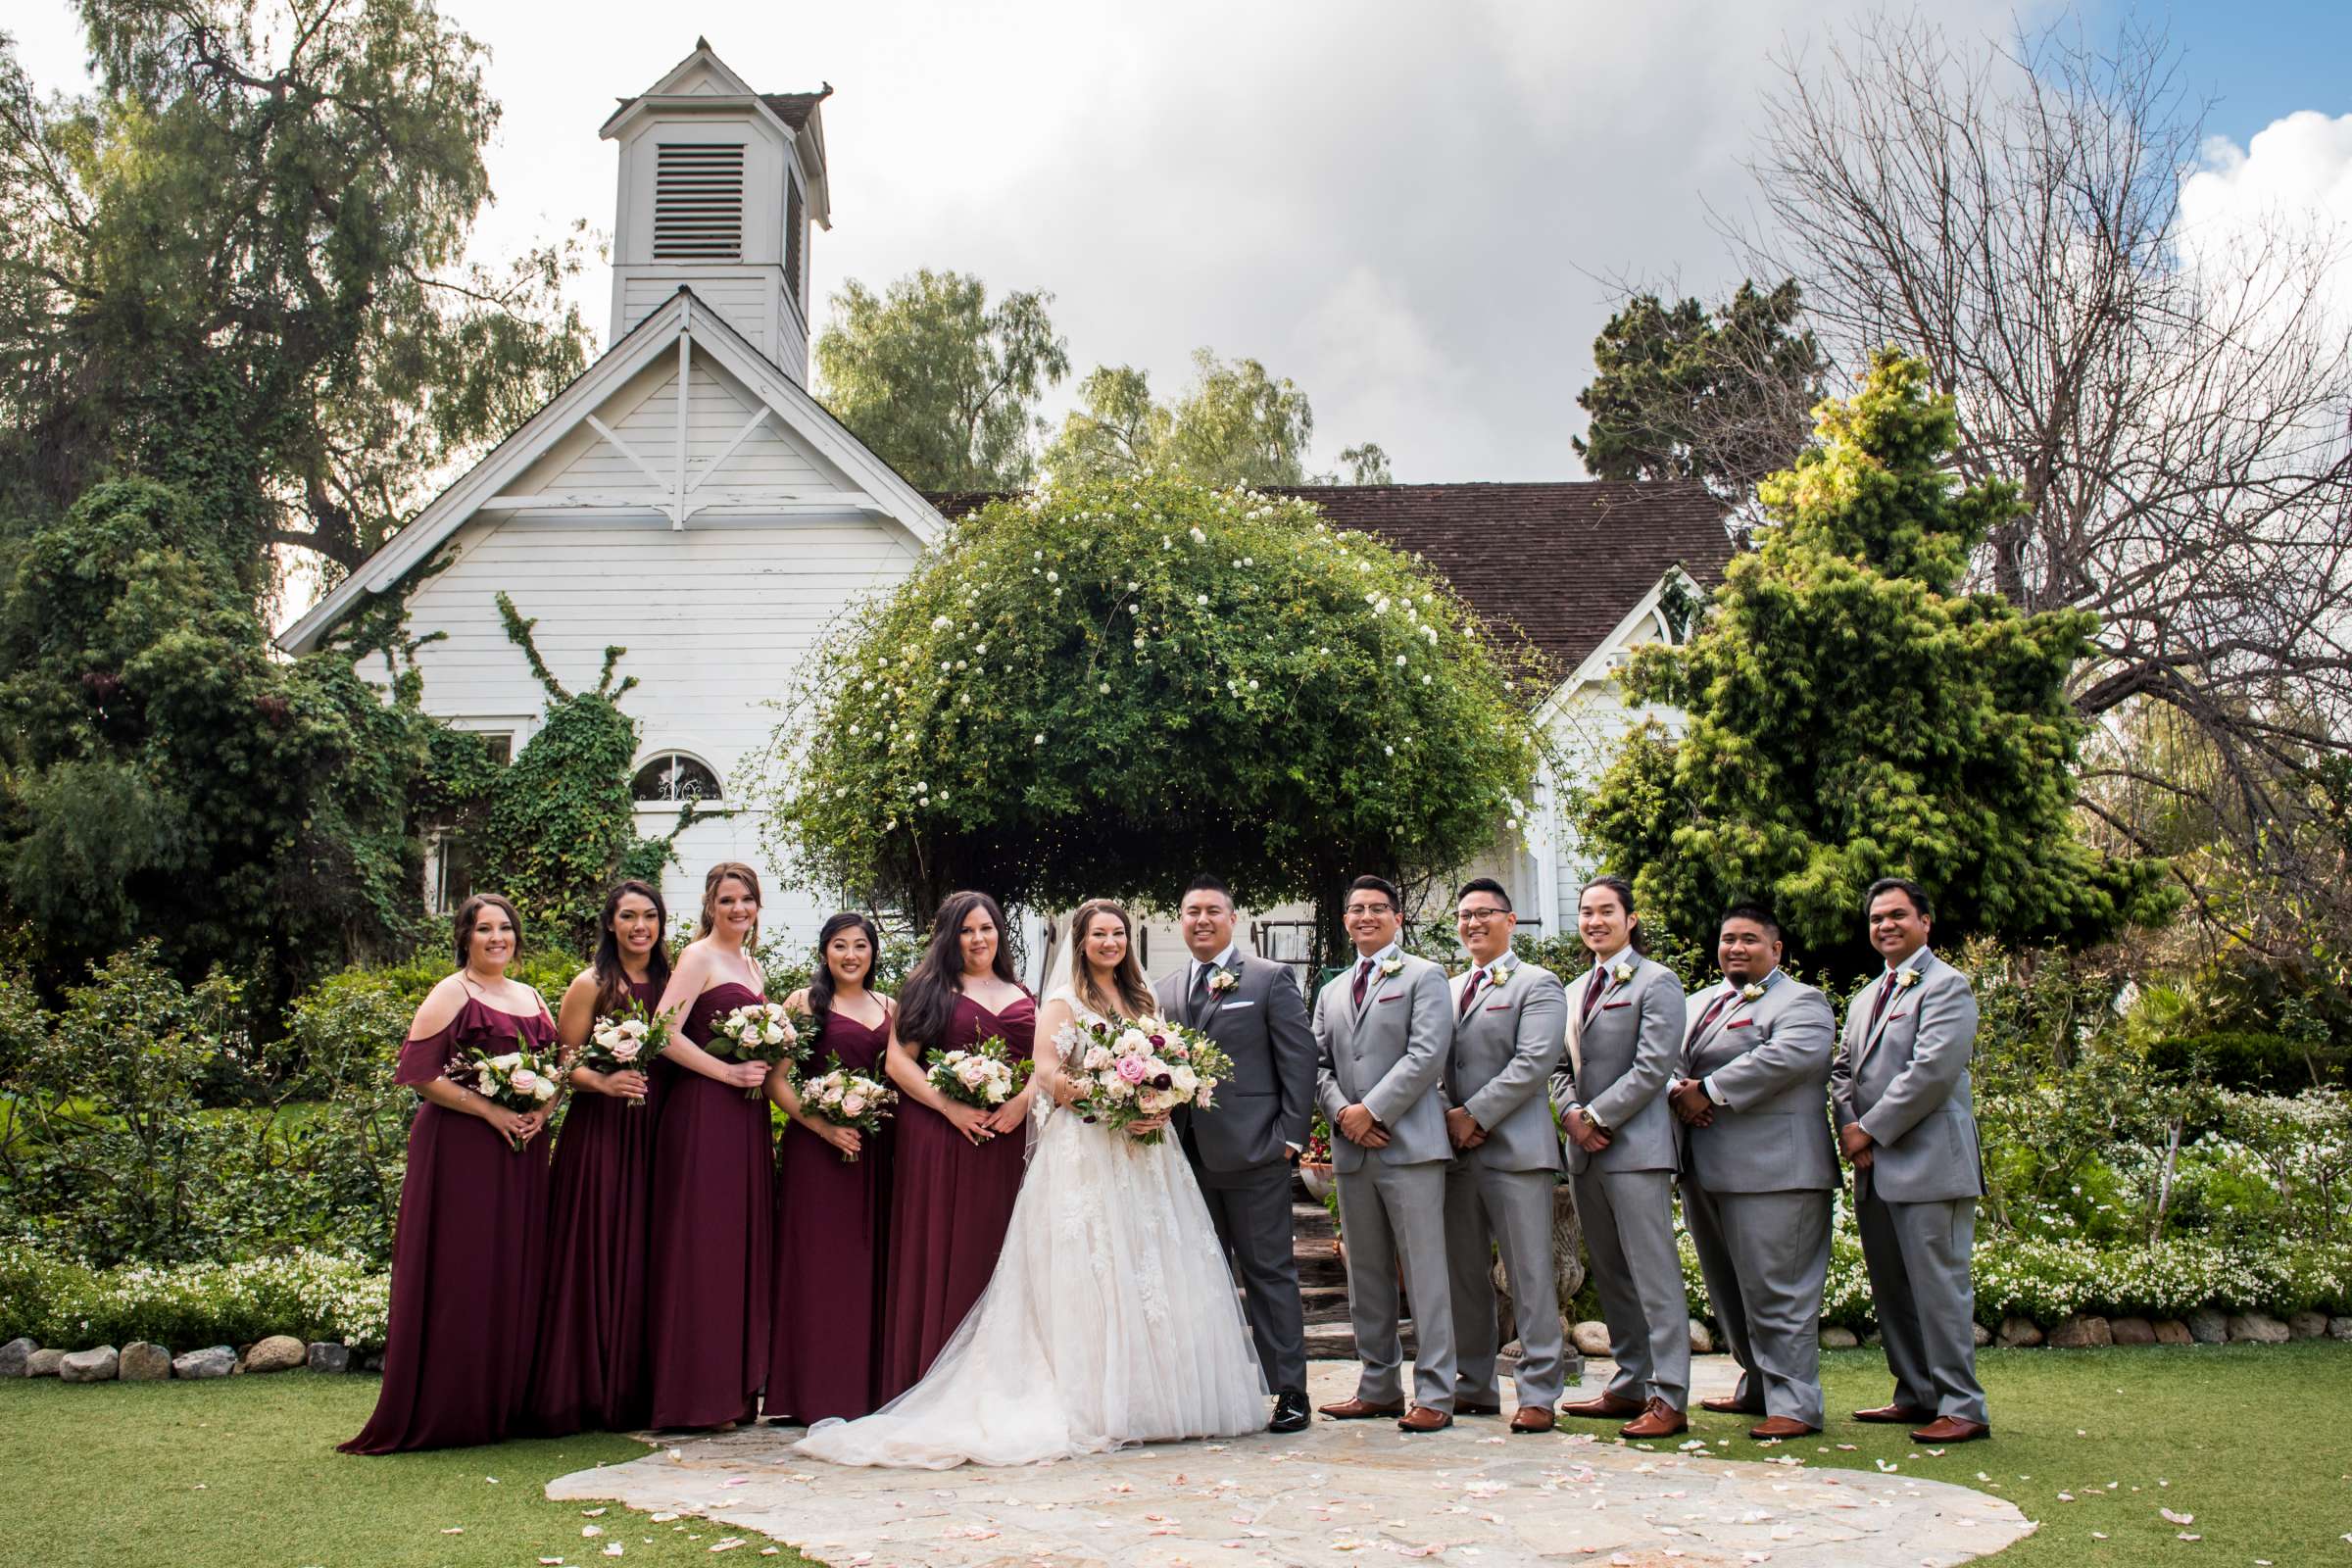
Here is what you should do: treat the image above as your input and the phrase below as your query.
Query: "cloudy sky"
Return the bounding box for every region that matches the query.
[9,0,2351,481]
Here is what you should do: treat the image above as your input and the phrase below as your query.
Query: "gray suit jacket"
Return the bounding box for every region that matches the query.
[1829,947,1985,1203]
[1314,951,1454,1171]
[1155,952,1315,1171]
[1549,954,1685,1175]
[1443,957,1567,1173]
[1679,972,1838,1193]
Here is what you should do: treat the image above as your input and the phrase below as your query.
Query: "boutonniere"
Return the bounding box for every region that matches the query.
[1895,965,1922,991]
[1739,981,1766,1002]
[1377,955,1404,978]
[1608,956,1637,987]
[1207,967,1239,997]
[1487,958,1517,989]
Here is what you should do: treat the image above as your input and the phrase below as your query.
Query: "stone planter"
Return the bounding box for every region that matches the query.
[1298,1162,1335,1203]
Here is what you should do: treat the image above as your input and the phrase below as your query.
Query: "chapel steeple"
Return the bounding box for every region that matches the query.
[601,40,831,379]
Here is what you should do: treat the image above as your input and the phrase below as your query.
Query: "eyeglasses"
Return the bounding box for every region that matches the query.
[1342,903,1396,916]
[1455,907,1511,924]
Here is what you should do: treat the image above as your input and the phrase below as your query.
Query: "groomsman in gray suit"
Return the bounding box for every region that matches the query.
[1157,873,1317,1435]
[1312,873,1458,1433]
[1668,902,1838,1438]
[1551,874,1691,1440]
[1831,877,1991,1444]
[1439,877,1570,1433]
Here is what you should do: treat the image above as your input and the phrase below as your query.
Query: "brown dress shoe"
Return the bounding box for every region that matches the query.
[1509,1406,1556,1434]
[1397,1404,1454,1433]
[1618,1398,1688,1439]
[1454,1401,1502,1416]
[1559,1392,1645,1420]
[1909,1415,1991,1444]
[1318,1396,1407,1420]
[1700,1395,1765,1416]
[1851,1402,1936,1424]
[1747,1415,1819,1440]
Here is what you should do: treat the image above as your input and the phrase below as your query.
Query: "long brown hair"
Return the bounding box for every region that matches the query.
[593,880,673,1015]
[453,893,522,970]
[1068,899,1152,1022]
[897,890,1020,1050]
[698,861,762,949]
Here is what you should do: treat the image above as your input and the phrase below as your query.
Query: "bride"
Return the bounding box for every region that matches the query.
[795,898,1268,1468]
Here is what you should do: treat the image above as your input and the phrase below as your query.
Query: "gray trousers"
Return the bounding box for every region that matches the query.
[1682,1179,1831,1426]
[1444,1161,1566,1408]
[1854,1178,1988,1425]
[1571,1166,1690,1407]
[1192,1157,1308,1396]
[1336,1158,1456,1410]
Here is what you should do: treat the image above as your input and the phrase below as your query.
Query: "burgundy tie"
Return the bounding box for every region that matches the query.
[1867,970,1899,1031]
[1688,987,1734,1045]
[1457,967,1486,1019]
[1582,965,1606,1022]
[1352,957,1375,1010]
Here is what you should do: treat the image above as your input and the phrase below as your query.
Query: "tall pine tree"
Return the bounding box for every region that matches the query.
[1583,350,2174,977]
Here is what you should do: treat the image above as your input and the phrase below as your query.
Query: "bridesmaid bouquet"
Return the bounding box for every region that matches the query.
[798,1057,898,1162]
[576,998,676,1109]
[1058,1013,1233,1147]
[925,1034,1031,1108]
[705,1001,804,1099]
[446,1046,561,1152]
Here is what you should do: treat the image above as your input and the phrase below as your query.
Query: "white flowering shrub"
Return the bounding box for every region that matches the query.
[0,1249,389,1350]
[752,471,1547,938]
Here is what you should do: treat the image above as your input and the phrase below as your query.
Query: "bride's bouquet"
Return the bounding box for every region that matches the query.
[575,997,676,1109]
[925,1034,1031,1108]
[704,1001,804,1098]
[798,1056,898,1162]
[1057,1012,1232,1147]
[446,1046,561,1151]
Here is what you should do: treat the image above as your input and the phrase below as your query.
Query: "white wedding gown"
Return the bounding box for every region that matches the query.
[794,988,1267,1468]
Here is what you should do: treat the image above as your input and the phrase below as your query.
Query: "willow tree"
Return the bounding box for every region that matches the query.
[753,472,1544,962]
[1583,351,2175,979]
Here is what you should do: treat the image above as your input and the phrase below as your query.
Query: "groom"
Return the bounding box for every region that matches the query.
[1311,874,1458,1433]
[1158,873,1318,1435]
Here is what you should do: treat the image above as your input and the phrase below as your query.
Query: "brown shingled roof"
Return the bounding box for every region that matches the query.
[928,480,1736,679]
[760,88,832,128]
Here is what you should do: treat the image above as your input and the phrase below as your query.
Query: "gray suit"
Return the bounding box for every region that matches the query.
[1829,946,1988,1425]
[1441,956,1569,1409]
[1678,970,1838,1426]
[1549,952,1689,1407]
[1314,948,1458,1410]
[1157,950,1316,1396]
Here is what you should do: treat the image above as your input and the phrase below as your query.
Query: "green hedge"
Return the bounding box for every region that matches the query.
[0,1250,389,1351]
[2145,1031,2352,1092]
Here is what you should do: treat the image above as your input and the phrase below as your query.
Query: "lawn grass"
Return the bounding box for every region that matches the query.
[5,1346,2349,1565]
[1791,1343,2352,1563]
[0,1373,815,1568]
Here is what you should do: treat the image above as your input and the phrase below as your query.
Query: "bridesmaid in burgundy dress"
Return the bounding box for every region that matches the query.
[877,890,1037,1400]
[763,911,897,1423]
[525,879,672,1435]
[643,861,779,1430]
[343,894,556,1454]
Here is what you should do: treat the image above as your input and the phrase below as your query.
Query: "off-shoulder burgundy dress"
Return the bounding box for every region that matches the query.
[525,975,663,1435]
[764,1004,894,1423]
[643,981,776,1429]
[877,990,1035,1401]
[341,996,556,1454]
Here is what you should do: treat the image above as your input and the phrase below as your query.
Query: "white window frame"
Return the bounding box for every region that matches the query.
[631,748,728,812]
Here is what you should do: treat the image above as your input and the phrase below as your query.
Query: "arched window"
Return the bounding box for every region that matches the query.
[632,752,723,804]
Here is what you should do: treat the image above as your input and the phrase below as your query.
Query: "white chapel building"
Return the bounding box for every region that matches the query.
[277,41,1733,977]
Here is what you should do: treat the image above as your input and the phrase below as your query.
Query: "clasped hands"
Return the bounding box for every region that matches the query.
[1445,1106,1487,1150]
[1335,1102,1390,1150]
[1668,1077,1715,1126]
[1559,1105,1611,1153]
[1838,1121,1875,1167]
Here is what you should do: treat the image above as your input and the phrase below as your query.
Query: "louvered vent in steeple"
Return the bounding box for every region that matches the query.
[652,143,745,260]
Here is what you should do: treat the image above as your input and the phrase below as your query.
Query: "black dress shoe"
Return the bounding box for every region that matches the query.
[1268,1390,1310,1434]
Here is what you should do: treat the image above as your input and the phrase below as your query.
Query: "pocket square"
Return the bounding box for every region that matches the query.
[1377,993,1403,1004]
[1725,1018,1755,1030]
[1888,1009,1913,1022]
[1601,1000,1633,1010]
[1483,1003,1511,1012]
[1218,999,1256,1010]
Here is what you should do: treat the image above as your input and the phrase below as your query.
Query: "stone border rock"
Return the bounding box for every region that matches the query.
[0,1333,378,1382]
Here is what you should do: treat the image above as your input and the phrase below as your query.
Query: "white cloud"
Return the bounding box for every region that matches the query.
[2180,110,2352,326]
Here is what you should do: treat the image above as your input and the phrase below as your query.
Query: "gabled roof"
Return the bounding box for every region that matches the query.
[930,480,1736,679]
[275,287,944,656]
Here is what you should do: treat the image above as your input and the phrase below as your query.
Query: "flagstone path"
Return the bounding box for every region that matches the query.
[548,1362,2034,1568]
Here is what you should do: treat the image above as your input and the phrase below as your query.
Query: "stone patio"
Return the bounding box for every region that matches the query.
[547,1361,2033,1567]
